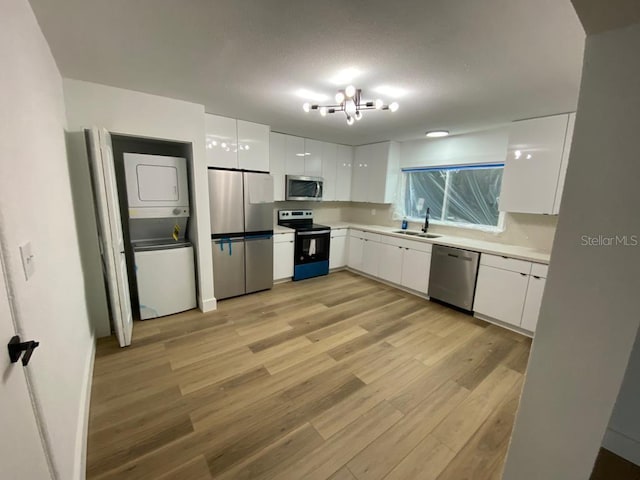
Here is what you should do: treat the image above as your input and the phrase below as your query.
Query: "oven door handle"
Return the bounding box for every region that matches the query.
[297,230,331,236]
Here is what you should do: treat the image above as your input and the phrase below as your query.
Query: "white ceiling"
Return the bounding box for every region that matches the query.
[29,0,585,145]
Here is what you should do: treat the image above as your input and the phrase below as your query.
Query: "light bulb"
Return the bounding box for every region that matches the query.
[345,85,356,98]
[346,115,355,126]
[389,102,399,112]
[319,106,327,116]
[425,130,449,138]
[303,102,310,113]
[375,99,384,109]
[355,111,362,121]
[335,92,345,104]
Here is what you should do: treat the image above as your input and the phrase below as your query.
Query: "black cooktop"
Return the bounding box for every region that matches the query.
[287,222,330,232]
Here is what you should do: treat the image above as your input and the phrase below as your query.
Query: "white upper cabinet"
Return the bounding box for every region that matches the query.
[205,114,269,172]
[270,132,286,201]
[321,142,338,201]
[352,141,400,203]
[304,139,323,177]
[237,120,269,172]
[499,113,572,214]
[205,114,237,169]
[285,135,305,176]
[335,145,353,201]
[552,112,576,214]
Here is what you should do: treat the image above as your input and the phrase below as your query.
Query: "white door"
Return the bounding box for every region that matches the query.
[87,128,133,347]
[361,239,381,277]
[321,142,337,201]
[0,257,52,478]
[401,248,431,294]
[329,234,347,269]
[378,243,403,284]
[474,265,529,327]
[348,235,363,270]
[335,145,353,201]
[521,275,547,332]
[237,120,270,172]
[273,240,294,280]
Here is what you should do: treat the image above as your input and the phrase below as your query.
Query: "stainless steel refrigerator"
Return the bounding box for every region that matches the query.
[208,169,274,300]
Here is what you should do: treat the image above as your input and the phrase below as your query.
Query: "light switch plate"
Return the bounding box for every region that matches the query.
[19,242,35,280]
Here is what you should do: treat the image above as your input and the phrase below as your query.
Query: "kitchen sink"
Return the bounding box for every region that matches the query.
[392,230,441,239]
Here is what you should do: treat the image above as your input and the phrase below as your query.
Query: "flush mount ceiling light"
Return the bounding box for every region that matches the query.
[425,130,450,138]
[302,86,399,126]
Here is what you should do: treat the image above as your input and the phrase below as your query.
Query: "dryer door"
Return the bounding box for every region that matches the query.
[124,153,190,218]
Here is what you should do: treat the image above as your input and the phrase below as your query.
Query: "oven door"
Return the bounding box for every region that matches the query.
[294,229,330,280]
[295,230,330,265]
[286,175,323,201]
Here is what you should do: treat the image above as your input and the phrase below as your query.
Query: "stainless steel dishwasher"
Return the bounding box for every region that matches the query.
[428,245,480,311]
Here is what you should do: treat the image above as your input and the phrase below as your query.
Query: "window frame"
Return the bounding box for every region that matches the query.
[401,163,506,232]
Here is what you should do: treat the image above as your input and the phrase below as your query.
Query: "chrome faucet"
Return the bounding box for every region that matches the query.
[421,207,430,233]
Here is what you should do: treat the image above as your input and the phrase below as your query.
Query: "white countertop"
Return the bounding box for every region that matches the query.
[321,222,551,264]
[274,225,295,234]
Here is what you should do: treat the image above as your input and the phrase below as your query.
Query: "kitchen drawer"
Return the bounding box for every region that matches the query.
[349,229,366,239]
[330,228,348,238]
[399,238,432,253]
[380,234,432,253]
[274,233,295,244]
[361,231,381,242]
[379,235,405,248]
[530,263,549,278]
[480,253,531,275]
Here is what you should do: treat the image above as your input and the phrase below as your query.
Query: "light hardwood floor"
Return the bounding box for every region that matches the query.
[87,270,531,480]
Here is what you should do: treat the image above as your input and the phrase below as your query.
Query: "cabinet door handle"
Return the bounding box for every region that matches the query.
[532,275,540,279]
[520,273,527,276]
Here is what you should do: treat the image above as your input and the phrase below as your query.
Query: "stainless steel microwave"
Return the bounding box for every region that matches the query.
[285,175,323,201]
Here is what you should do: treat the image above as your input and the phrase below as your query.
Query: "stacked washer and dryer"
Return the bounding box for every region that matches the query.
[123,153,197,319]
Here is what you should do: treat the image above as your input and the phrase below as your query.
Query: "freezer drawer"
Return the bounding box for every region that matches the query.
[212,237,246,300]
[245,235,273,294]
[134,246,196,320]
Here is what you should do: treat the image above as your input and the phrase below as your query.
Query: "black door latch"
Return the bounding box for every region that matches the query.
[7,336,39,366]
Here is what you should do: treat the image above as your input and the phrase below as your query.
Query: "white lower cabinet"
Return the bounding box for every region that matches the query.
[401,248,431,294]
[474,265,529,327]
[346,230,432,295]
[521,275,546,331]
[347,233,364,270]
[273,233,294,281]
[361,239,381,277]
[329,230,348,269]
[473,253,549,333]
[378,243,403,284]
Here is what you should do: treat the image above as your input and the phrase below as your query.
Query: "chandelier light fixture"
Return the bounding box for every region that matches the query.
[302,85,399,126]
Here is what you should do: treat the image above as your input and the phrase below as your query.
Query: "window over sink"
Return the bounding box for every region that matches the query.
[399,164,505,231]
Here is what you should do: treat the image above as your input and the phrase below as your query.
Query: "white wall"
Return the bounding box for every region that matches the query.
[400,128,509,168]
[0,1,95,478]
[63,79,216,312]
[503,21,640,479]
[603,326,640,465]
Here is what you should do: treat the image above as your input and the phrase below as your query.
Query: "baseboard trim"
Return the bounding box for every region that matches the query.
[73,338,96,480]
[603,428,640,466]
[473,313,534,338]
[200,297,217,312]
